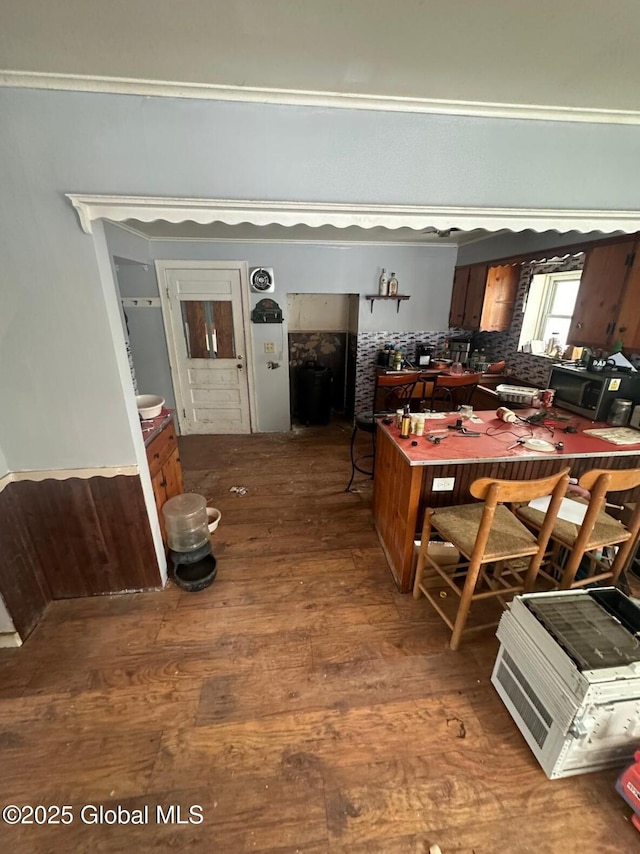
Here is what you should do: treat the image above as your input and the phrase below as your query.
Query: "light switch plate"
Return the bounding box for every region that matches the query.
[432,477,455,491]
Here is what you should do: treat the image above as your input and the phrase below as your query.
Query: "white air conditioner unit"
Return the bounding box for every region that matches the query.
[249,267,275,293]
[492,590,640,779]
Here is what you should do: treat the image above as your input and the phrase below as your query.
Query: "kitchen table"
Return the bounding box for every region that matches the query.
[372,409,640,592]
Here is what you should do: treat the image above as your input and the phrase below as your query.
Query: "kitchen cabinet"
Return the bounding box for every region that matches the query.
[146,417,184,546]
[567,239,638,349]
[449,263,518,331]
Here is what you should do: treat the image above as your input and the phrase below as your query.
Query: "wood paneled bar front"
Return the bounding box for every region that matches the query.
[372,410,640,592]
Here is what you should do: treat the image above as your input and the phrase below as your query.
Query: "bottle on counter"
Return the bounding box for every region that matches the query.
[496,406,518,423]
[400,404,411,438]
[388,272,399,296]
[378,268,389,296]
[393,349,403,371]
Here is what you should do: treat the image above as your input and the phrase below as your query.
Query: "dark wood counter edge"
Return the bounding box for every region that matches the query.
[142,410,176,447]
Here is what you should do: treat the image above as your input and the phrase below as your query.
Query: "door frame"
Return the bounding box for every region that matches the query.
[155,260,257,434]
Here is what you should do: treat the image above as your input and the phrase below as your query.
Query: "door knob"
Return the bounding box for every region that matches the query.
[237,364,243,370]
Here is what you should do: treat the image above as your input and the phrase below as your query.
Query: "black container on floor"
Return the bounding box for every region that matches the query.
[296,361,333,425]
[169,543,218,592]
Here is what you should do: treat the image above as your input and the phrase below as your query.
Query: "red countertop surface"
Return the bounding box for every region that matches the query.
[379,409,640,467]
[140,408,176,446]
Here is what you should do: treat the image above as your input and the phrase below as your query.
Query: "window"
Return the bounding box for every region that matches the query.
[518,271,581,355]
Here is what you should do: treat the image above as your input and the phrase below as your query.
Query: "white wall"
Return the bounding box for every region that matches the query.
[3,87,640,465]
[151,239,457,430]
[113,260,176,409]
[288,294,351,332]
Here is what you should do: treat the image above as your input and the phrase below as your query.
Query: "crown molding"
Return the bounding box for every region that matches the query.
[4,70,640,126]
[67,194,640,237]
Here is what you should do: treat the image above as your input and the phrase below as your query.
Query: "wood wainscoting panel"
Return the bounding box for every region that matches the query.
[13,474,161,599]
[0,484,51,639]
[372,429,423,592]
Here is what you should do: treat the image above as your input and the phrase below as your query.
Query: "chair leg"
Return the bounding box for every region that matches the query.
[413,510,434,599]
[609,537,638,586]
[345,424,375,492]
[450,554,484,651]
[558,546,585,589]
[345,423,359,492]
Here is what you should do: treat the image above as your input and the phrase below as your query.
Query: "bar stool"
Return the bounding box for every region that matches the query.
[515,466,640,589]
[429,371,482,412]
[345,372,418,492]
[413,467,570,650]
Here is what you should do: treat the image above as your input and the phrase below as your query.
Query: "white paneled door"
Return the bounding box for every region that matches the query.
[157,263,254,434]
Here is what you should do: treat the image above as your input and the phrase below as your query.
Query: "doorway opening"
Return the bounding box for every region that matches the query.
[287,293,359,425]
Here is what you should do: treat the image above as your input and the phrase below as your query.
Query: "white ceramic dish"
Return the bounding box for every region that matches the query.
[136,394,165,419]
[207,507,222,533]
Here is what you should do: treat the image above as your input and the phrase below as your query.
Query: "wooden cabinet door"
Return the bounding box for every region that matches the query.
[449,266,469,327]
[462,264,488,329]
[567,240,636,347]
[612,242,640,350]
[480,264,519,331]
[151,468,168,544]
[163,448,184,503]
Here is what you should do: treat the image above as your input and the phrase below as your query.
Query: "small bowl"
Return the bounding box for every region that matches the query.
[207,507,222,533]
[136,394,165,419]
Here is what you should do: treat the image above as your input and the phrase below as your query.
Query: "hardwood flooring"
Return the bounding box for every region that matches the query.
[0,421,637,852]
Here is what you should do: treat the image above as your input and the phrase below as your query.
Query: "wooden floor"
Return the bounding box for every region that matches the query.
[0,421,637,853]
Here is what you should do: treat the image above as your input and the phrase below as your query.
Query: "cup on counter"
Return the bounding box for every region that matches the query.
[413,414,426,436]
[450,362,464,376]
[458,405,473,421]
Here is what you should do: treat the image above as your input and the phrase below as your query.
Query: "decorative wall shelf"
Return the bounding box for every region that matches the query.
[365,295,411,313]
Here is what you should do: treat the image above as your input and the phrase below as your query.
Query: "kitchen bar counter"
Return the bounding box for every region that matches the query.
[372,409,640,592]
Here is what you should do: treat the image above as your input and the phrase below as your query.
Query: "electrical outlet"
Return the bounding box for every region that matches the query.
[432,477,455,492]
[264,342,275,353]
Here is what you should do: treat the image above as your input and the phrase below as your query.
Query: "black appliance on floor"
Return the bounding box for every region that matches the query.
[296,361,333,425]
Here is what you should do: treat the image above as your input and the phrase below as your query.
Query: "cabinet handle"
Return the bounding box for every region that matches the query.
[576,322,582,329]
[154,452,160,459]
[160,480,167,488]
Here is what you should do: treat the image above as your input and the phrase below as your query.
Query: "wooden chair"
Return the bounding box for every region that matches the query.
[413,467,570,650]
[429,372,482,411]
[345,372,419,492]
[515,467,640,589]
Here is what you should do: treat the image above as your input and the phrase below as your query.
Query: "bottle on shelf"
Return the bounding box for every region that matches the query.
[388,272,399,296]
[378,268,389,296]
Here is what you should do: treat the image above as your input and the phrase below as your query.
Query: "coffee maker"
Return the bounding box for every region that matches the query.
[415,343,433,367]
[448,338,472,366]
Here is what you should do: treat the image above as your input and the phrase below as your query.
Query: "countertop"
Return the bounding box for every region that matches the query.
[377,409,640,467]
[141,409,176,447]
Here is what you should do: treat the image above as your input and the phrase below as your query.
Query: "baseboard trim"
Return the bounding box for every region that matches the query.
[0,632,22,648]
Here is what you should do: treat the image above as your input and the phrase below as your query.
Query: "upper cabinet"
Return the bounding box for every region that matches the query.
[567,239,639,350]
[449,263,519,331]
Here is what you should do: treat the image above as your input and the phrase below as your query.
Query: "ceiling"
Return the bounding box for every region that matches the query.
[2,1,640,122]
[122,220,502,245]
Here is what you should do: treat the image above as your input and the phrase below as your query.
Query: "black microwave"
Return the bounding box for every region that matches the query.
[548,365,640,421]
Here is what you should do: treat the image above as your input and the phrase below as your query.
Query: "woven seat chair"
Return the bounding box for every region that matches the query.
[413,467,570,650]
[429,372,482,412]
[515,467,640,589]
[345,372,418,492]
